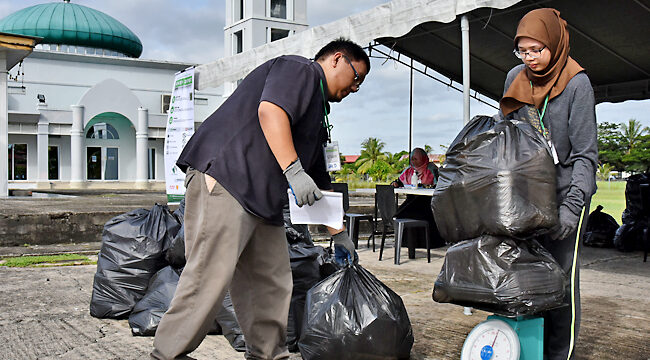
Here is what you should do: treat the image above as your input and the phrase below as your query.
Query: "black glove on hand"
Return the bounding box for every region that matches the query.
[283,159,323,207]
[550,205,580,241]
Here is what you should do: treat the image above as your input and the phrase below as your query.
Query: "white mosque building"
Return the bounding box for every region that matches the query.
[2,0,306,191]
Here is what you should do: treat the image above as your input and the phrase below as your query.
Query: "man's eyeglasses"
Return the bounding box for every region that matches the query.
[341,54,361,88]
[513,46,546,59]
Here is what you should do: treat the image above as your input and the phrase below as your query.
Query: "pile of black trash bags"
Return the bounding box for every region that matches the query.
[90,202,414,359]
[431,116,568,316]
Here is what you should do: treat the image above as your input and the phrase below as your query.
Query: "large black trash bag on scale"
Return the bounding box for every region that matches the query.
[286,242,328,352]
[90,204,181,319]
[298,264,414,360]
[433,235,567,316]
[129,266,181,336]
[583,205,619,248]
[432,117,558,244]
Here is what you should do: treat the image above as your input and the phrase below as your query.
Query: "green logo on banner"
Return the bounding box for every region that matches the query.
[170,106,174,114]
[174,76,192,89]
[169,117,173,124]
[172,96,176,103]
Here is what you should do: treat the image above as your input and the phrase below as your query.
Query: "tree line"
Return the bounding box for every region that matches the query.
[334,137,437,183]
[598,118,650,179]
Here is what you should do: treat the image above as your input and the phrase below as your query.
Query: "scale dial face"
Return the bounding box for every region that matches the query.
[460,319,520,360]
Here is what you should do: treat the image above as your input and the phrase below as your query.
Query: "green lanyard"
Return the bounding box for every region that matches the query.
[319,79,332,143]
[530,81,550,134]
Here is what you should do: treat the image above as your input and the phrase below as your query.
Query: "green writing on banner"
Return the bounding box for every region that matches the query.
[174,76,193,89]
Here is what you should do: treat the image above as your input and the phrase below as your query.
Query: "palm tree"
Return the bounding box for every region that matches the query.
[620,118,649,154]
[596,163,613,181]
[423,144,433,155]
[355,137,388,174]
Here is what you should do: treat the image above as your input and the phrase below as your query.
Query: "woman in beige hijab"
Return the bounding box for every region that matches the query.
[500,8,598,360]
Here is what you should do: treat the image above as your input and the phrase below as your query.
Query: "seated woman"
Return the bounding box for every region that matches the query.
[391,148,439,188]
[391,148,445,253]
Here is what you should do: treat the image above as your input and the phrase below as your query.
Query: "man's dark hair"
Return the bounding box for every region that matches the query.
[314,37,371,73]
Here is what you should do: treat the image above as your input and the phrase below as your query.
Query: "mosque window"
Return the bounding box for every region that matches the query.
[270,0,287,19]
[48,146,59,180]
[234,31,243,54]
[270,28,290,42]
[8,144,27,180]
[86,123,119,140]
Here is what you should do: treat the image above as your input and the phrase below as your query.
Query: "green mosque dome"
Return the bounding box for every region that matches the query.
[0,0,143,58]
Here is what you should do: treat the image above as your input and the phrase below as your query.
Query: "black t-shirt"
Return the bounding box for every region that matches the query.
[177,55,332,225]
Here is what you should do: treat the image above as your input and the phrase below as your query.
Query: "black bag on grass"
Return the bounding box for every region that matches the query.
[298,264,414,360]
[583,205,619,248]
[129,266,181,336]
[432,118,558,243]
[433,235,567,316]
[613,222,645,252]
[90,204,181,319]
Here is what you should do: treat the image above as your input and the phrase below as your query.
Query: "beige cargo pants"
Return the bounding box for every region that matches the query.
[151,169,292,360]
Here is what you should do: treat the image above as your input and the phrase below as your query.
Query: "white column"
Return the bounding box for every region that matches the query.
[0,53,7,197]
[70,105,84,186]
[136,107,149,187]
[461,15,471,125]
[36,116,49,186]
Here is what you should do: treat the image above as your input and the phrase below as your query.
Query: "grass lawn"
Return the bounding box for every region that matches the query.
[0,254,95,267]
[591,180,626,223]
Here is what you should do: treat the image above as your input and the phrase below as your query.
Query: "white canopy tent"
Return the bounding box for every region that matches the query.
[195,0,650,150]
[196,0,519,123]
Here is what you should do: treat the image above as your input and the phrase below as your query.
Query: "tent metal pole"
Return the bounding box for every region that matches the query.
[409,58,414,153]
[461,15,470,125]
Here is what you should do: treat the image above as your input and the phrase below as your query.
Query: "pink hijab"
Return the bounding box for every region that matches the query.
[399,148,435,185]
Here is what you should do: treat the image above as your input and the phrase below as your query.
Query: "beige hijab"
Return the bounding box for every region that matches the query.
[500,8,584,116]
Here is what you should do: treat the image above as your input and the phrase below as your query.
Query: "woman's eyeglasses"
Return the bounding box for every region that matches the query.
[513,46,546,59]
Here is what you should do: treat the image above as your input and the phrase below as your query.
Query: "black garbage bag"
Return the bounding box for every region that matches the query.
[433,235,567,316]
[287,242,328,352]
[613,222,645,252]
[217,292,246,352]
[622,173,650,222]
[432,118,558,243]
[448,114,497,150]
[283,204,314,245]
[166,199,186,268]
[129,266,182,336]
[298,265,414,360]
[90,204,181,319]
[583,205,619,248]
[317,247,341,279]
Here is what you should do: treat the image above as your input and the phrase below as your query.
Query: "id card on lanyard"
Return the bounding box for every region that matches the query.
[535,89,559,165]
[319,79,341,171]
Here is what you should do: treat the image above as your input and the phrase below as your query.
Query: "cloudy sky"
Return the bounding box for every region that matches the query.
[1,0,648,155]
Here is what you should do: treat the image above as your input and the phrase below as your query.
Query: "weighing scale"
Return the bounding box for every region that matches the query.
[460,315,544,360]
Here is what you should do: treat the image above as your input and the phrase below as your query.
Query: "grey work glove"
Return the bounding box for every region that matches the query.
[283,159,323,207]
[332,231,358,266]
[550,205,580,241]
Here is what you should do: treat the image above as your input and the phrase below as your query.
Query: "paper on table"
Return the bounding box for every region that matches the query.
[287,189,343,230]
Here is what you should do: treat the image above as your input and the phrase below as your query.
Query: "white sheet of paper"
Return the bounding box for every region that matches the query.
[287,190,343,230]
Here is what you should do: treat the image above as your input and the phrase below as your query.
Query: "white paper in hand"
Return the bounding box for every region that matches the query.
[287,189,343,229]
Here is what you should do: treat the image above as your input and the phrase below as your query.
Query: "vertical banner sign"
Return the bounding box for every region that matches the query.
[164,68,194,203]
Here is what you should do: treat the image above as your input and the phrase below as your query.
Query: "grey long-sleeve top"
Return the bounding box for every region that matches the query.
[500,64,598,216]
